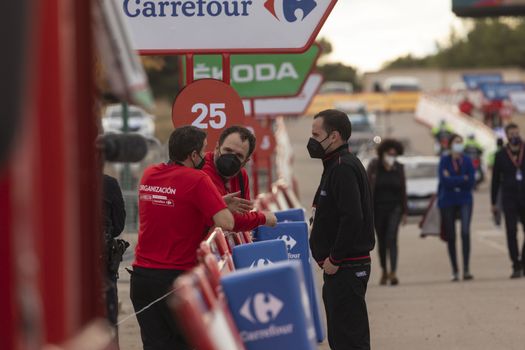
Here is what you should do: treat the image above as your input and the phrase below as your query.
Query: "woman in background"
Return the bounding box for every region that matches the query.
[438,134,476,281]
[367,139,407,286]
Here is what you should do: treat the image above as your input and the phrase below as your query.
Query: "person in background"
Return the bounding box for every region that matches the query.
[432,120,454,155]
[438,134,476,282]
[130,126,234,350]
[202,126,277,231]
[367,139,407,286]
[459,96,475,116]
[464,134,485,187]
[308,109,375,350]
[491,123,525,278]
[102,174,127,331]
[489,138,505,227]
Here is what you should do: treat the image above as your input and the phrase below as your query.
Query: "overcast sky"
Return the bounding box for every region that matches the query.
[318,0,466,72]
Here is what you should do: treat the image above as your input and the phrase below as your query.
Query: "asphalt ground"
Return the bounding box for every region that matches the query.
[117,113,525,350]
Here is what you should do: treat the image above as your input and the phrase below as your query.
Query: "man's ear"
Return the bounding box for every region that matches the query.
[332,130,341,142]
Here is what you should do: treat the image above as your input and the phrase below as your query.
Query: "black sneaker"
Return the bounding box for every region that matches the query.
[463,272,474,281]
[510,269,522,279]
[451,273,460,282]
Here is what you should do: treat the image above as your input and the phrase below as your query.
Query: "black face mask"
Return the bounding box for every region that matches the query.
[192,153,205,170]
[510,136,522,146]
[307,135,330,159]
[216,153,242,177]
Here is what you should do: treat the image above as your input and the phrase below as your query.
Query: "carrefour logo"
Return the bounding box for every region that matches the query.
[240,293,284,324]
[250,258,274,268]
[278,235,300,259]
[123,0,318,20]
[123,0,254,18]
[264,0,317,22]
[278,235,296,251]
[238,292,295,342]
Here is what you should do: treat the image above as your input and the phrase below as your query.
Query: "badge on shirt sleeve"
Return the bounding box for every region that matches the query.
[517,170,523,182]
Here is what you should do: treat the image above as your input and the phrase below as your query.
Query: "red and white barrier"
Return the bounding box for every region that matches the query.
[274,179,302,209]
[171,261,245,350]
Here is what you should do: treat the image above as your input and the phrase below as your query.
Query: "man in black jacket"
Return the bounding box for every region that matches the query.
[491,123,525,279]
[103,174,127,327]
[308,109,375,350]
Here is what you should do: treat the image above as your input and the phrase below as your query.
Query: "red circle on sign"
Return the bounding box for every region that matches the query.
[172,79,245,151]
[243,118,276,160]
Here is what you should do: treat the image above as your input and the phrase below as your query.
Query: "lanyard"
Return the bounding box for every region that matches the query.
[505,144,524,170]
[451,156,462,175]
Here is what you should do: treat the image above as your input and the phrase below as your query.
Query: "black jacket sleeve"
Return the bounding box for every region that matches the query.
[399,164,408,215]
[103,175,126,237]
[329,164,364,264]
[491,152,502,206]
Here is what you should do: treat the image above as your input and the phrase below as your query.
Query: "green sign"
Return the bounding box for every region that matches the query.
[453,0,525,17]
[182,44,320,98]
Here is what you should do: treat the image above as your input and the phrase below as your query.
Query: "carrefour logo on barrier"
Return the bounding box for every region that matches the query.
[239,293,294,342]
[264,0,317,22]
[123,0,317,21]
[250,258,274,268]
[278,235,300,259]
[240,293,283,324]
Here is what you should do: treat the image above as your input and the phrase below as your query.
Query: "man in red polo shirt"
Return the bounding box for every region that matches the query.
[130,126,234,350]
[202,126,277,231]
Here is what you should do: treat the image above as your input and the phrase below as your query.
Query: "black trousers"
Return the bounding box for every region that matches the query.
[130,267,190,350]
[502,198,525,270]
[374,205,402,273]
[105,273,119,327]
[322,264,371,350]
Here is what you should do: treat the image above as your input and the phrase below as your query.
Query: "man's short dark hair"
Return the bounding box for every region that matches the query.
[218,126,257,157]
[168,126,206,162]
[505,123,519,135]
[377,139,404,159]
[314,109,352,141]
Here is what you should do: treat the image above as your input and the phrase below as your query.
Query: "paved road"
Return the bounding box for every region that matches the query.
[117,113,525,350]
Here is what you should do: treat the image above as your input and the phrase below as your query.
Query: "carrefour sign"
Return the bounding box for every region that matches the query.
[121,0,338,53]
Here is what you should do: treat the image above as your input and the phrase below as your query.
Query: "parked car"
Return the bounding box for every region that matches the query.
[399,156,439,216]
[102,104,155,137]
[383,76,421,92]
[319,81,353,94]
[335,101,381,155]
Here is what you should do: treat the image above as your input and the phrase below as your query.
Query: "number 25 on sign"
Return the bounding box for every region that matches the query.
[191,103,226,129]
[172,79,245,151]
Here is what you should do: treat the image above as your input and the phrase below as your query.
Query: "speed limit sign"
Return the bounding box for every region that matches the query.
[172,79,245,151]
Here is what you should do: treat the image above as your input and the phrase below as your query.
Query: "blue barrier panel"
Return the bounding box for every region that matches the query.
[232,240,288,269]
[274,208,306,223]
[221,261,316,350]
[254,222,325,342]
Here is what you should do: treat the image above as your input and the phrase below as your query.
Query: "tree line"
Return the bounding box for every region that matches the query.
[385,19,525,70]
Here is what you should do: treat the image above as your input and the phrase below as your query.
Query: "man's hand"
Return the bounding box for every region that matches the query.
[263,211,278,227]
[223,191,254,214]
[323,257,339,275]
